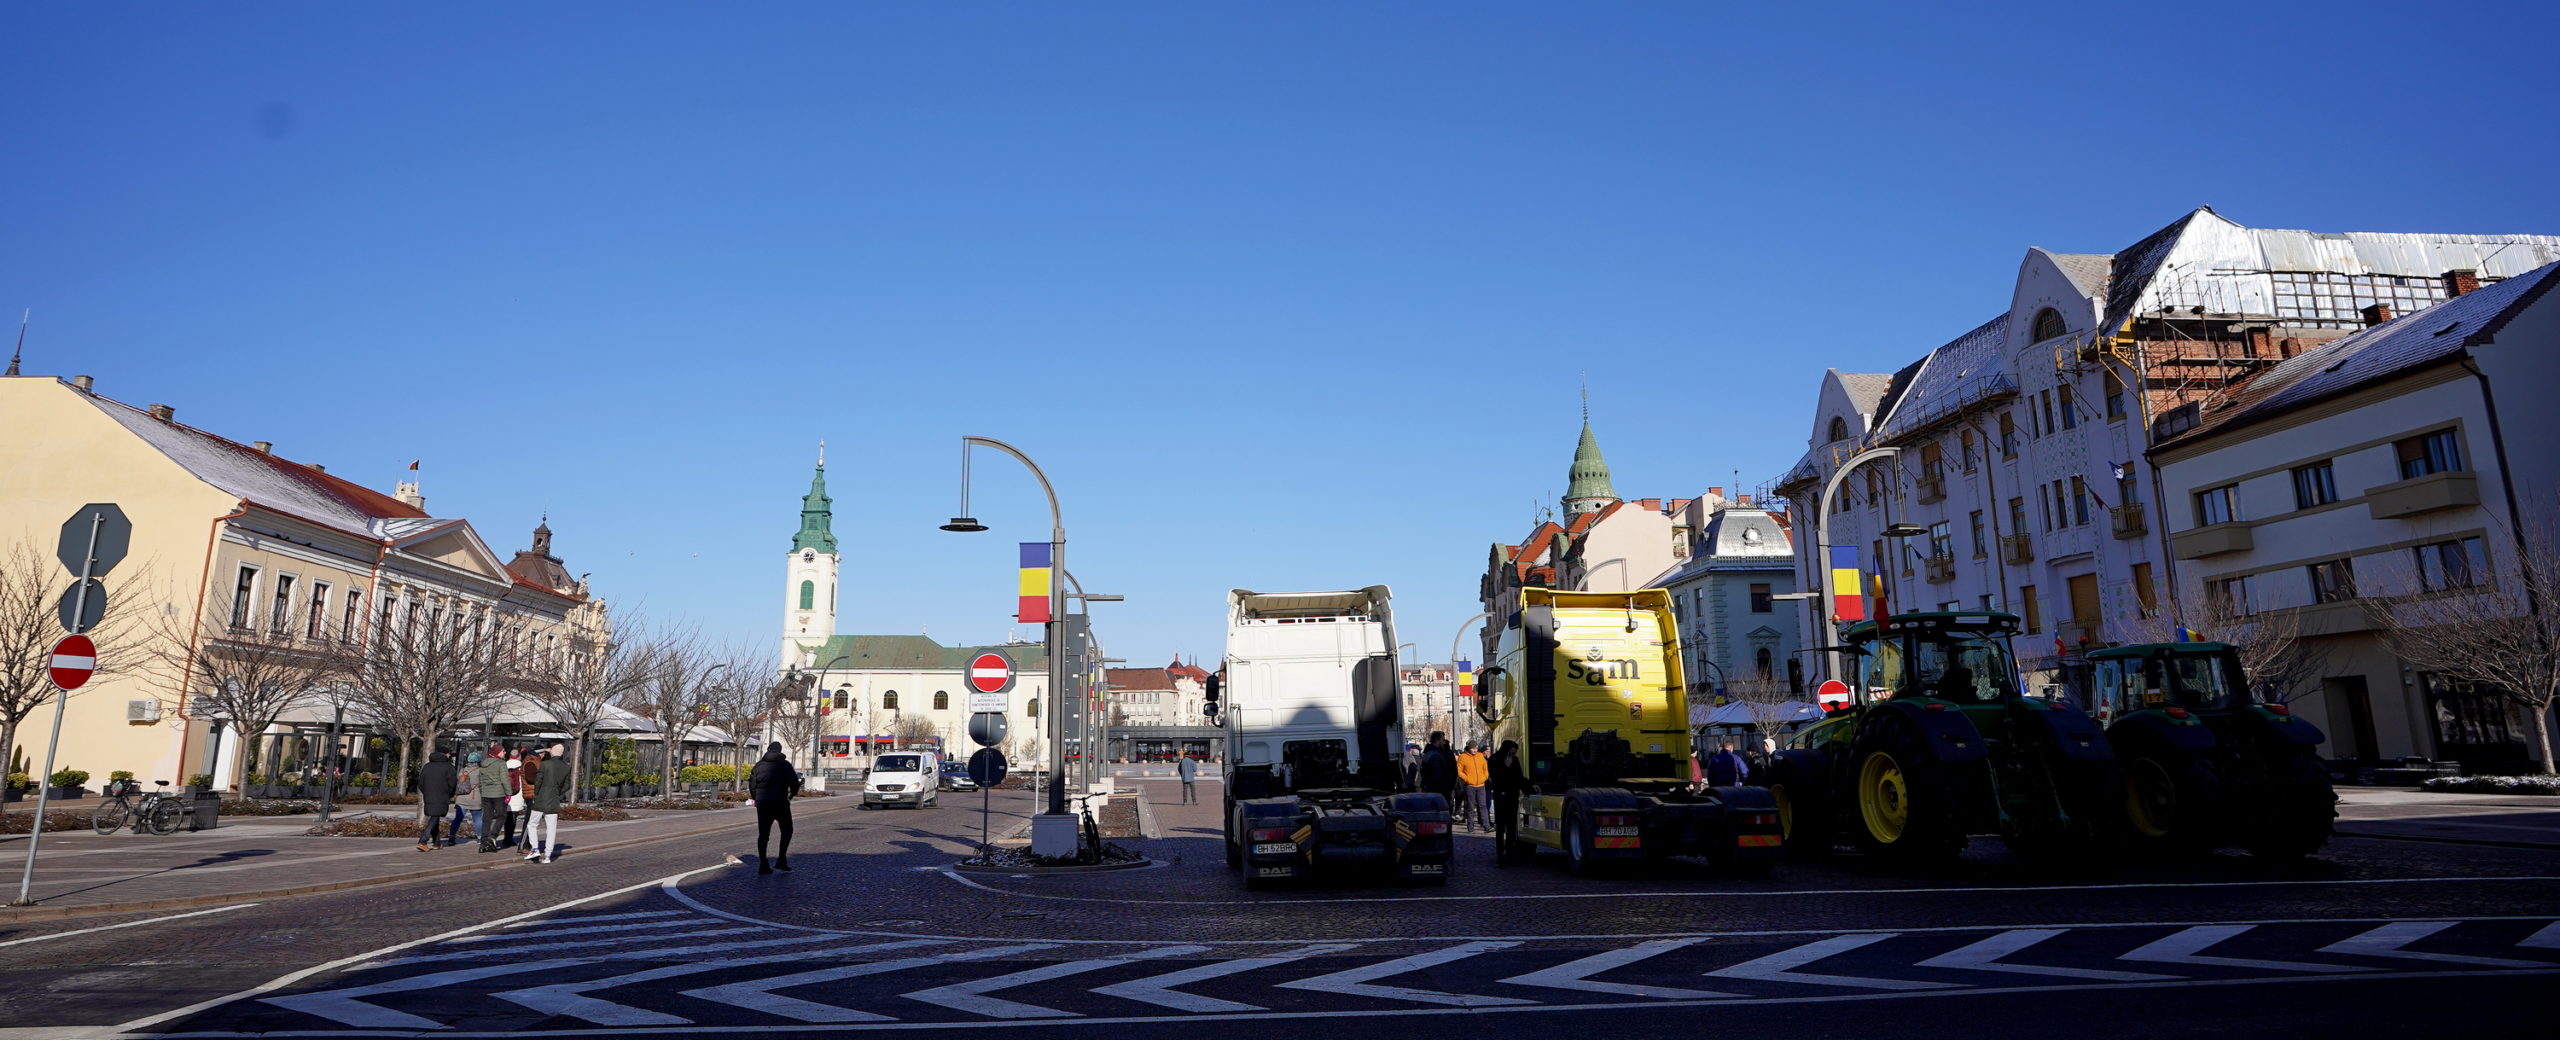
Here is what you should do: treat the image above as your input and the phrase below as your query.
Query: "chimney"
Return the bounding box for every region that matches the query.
[2360,303,2394,328]
[308,463,326,473]
[394,480,425,510]
[148,403,175,422]
[2445,269,2480,296]
[2244,326,2273,357]
[1740,493,1756,507]
[1708,486,1725,499]
[252,441,273,454]
[70,375,93,391]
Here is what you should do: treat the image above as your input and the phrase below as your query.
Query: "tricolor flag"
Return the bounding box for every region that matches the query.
[1017,542,1053,624]
[406,460,420,471]
[1456,660,1475,701]
[1830,545,1867,621]
[2174,625,2204,643]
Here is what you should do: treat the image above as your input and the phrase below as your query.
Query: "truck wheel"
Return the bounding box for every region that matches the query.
[1224,817,1242,870]
[1853,724,1961,864]
[2243,751,2336,861]
[1563,805,1604,877]
[2121,751,2218,856]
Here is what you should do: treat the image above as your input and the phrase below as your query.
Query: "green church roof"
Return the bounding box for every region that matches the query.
[1565,421,1617,504]
[793,463,838,554]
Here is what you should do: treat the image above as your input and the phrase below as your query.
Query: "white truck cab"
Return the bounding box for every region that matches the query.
[864,752,941,809]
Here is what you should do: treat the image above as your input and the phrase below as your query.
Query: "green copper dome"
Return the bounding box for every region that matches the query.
[792,463,838,554]
[1565,421,1617,510]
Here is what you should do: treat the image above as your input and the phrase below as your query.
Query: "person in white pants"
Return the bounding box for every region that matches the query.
[522,743,571,863]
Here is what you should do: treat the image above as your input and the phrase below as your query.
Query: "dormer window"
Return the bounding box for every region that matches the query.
[1827,416,1849,442]
[2032,308,2068,343]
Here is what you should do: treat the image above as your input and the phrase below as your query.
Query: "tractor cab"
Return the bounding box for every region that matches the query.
[1842,612,2027,707]
[2087,643,2249,723]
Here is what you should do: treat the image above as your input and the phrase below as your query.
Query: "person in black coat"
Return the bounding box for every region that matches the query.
[1489,740,1526,865]
[416,751,457,852]
[747,742,803,874]
[1418,731,1458,809]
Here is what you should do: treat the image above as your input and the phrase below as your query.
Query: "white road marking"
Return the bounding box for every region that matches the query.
[266,958,603,1029]
[496,941,945,1026]
[454,926,764,956]
[1500,938,1744,999]
[904,945,1206,1019]
[1276,940,1534,1007]
[1092,943,1358,1013]
[1915,929,2176,982]
[2317,921,2552,968]
[0,903,256,949]
[680,944,1057,1023]
[2120,925,2372,974]
[1706,933,1960,990]
[458,917,710,942]
[2521,920,2560,949]
[503,910,689,929]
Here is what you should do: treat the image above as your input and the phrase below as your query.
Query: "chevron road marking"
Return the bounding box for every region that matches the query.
[2120,925,2373,974]
[904,945,1209,1019]
[1914,929,2177,982]
[2317,922,2553,969]
[1706,933,1961,991]
[679,943,1058,1023]
[2521,920,2560,950]
[1498,938,1745,999]
[456,926,765,957]
[495,940,947,1026]
[1276,941,1536,1007]
[457,917,710,942]
[1091,943,1361,1013]
[265,958,602,1030]
[504,910,690,928]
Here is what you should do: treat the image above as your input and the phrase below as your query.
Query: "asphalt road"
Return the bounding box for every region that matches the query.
[0,782,2549,1040]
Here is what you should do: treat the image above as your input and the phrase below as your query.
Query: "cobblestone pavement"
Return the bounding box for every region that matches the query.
[0,781,2548,1039]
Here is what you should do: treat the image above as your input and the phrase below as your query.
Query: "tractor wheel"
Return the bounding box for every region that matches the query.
[1851,722,1962,865]
[2243,750,2336,861]
[2007,756,2124,871]
[2120,750,2219,857]
[1769,762,1831,859]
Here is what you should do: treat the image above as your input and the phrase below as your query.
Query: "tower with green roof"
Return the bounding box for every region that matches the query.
[1563,393,1620,517]
[782,446,841,666]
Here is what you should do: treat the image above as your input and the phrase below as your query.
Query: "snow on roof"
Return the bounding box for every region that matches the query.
[83,390,426,539]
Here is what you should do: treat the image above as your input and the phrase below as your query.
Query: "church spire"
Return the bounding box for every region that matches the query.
[792,453,838,554]
[1563,389,1619,516]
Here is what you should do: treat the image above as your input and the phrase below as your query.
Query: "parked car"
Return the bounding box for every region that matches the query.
[863,752,941,809]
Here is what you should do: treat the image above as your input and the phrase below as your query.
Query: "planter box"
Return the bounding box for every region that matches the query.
[44,786,85,800]
[3,788,22,803]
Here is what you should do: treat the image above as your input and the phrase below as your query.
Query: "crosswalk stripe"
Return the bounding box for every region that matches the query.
[496,941,946,1026]
[1916,929,2176,982]
[1500,938,1743,999]
[2318,922,2551,969]
[460,918,710,942]
[506,911,690,929]
[267,958,598,1029]
[1277,941,1535,1007]
[2120,925,2372,974]
[905,945,1207,1019]
[680,944,1057,1023]
[1707,934,1960,990]
[466,927,762,957]
[1093,943,1360,1013]
[2520,920,2560,950]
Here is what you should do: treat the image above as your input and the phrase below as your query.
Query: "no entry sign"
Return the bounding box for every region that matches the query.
[967,651,1016,694]
[49,635,96,690]
[1816,678,1851,710]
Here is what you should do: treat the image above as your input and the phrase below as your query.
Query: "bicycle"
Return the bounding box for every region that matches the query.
[92,779,185,836]
[1070,791,1103,856]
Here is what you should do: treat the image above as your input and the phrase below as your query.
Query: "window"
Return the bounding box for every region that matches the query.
[933,691,949,710]
[2396,429,2464,478]
[1961,429,1979,472]
[228,565,258,628]
[2053,480,2070,526]
[2038,485,2053,531]
[2118,473,2140,506]
[2307,558,2357,603]
[1980,594,1999,611]
[2020,585,2042,632]
[1027,697,1039,718]
[2195,484,2240,526]
[2059,384,2078,430]
[1999,413,2019,457]
[269,574,295,634]
[1969,511,1986,557]
[344,589,364,644]
[2207,574,2257,617]
[799,580,815,610]
[2413,537,2488,592]
[2042,390,2057,436]
[1938,601,1961,611]
[1928,521,1952,558]
[307,582,331,640]
[378,590,397,642]
[2104,368,2127,419]
[1920,443,1944,484]
[2131,562,2158,617]
[2007,497,2027,537]
[2032,307,2068,342]
[1826,416,1848,442]
[2291,461,2338,509]
[1749,584,1773,613]
[831,689,850,710]
[2071,476,2091,526]
[882,690,899,710]
[2269,270,2450,329]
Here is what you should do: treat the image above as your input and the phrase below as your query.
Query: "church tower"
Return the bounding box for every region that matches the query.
[781,448,841,667]
[1563,393,1620,517]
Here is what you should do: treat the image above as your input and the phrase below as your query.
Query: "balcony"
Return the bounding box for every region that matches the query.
[2365,471,2479,520]
[1916,472,1947,504]
[2171,521,2256,560]
[2293,599,2380,638]
[2001,533,2034,565]
[1924,552,1957,583]
[2110,502,2147,539]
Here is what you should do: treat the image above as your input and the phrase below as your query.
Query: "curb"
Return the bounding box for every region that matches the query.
[2335,827,2560,852]
[0,798,865,924]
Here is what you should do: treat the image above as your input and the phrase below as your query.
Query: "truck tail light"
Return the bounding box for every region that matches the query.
[1411,821,1448,836]
[1594,814,1639,828]
[1248,828,1292,842]
[2267,703,2291,715]
[1743,813,1778,827]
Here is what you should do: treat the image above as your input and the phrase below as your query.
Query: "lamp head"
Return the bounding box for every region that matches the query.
[1883,522,1928,538]
[939,517,988,533]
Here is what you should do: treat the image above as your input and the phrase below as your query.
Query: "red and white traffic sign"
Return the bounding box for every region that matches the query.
[49,634,96,690]
[967,652,1016,694]
[1815,678,1851,710]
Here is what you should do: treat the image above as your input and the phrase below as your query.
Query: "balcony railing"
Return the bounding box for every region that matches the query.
[2110,502,2147,539]
[1916,472,1947,504]
[1924,553,1957,583]
[2001,533,2034,564]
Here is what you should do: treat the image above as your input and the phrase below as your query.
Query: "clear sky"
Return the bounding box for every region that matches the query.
[7,2,2557,669]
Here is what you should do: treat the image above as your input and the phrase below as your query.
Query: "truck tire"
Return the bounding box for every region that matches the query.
[1562,801,1607,878]
[2116,742,2219,857]
[2242,750,2336,861]
[1851,720,1963,865]
[1224,813,1242,870]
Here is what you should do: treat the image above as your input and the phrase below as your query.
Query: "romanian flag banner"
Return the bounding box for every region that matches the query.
[1456,660,1475,701]
[2174,625,2204,643]
[1830,545,1867,622]
[1017,542,1053,624]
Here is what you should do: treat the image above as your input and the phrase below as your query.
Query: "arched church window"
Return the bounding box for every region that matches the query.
[1028,697,1039,718]
[799,581,814,610]
[1827,416,1849,442]
[1755,647,1773,679]
[933,691,949,710]
[882,690,899,710]
[2032,308,2068,342]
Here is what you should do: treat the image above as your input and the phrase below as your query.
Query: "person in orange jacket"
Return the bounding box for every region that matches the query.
[1454,743,1491,831]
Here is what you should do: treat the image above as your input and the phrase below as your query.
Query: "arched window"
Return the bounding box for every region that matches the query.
[882,690,899,710]
[933,691,949,710]
[799,580,814,610]
[1827,416,1849,442]
[1027,697,1039,718]
[2032,308,2068,342]
[1755,647,1773,679]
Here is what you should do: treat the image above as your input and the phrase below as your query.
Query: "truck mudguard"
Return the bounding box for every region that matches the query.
[1770,749,1834,800]
[1872,701,1992,764]
[2237,705,2328,747]
[1351,654,1397,770]
[2012,701,2115,761]
[2110,711,2219,753]
[1704,784,1778,814]
[1566,786,1643,815]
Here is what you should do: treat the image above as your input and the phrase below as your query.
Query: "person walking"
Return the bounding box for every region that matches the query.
[1400,742,1422,792]
[503,748,529,850]
[747,741,802,874]
[1455,743,1490,830]
[445,750,482,847]
[1419,731,1457,816]
[524,743,571,863]
[416,750,456,853]
[475,744,511,853]
[1706,740,1751,788]
[1489,739,1525,865]
[1176,754,1199,804]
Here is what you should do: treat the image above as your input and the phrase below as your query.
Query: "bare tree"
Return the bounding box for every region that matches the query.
[2370,516,2560,774]
[892,713,941,749]
[626,631,723,795]
[522,617,656,802]
[2139,590,2331,706]
[0,543,143,784]
[701,649,784,792]
[137,575,350,791]
[349,601,546,821]
[1723,678,1804,756]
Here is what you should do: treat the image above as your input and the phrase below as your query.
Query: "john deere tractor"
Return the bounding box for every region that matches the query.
[2087,641,2336,860]
[1766,611,2120,868]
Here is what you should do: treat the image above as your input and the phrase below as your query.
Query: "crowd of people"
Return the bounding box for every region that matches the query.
[412,742,571,862]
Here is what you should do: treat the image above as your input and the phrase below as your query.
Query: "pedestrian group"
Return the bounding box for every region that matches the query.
[414,742,572,862]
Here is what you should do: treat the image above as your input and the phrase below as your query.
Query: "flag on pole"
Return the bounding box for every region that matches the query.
[407,460,420,470]
[2174,625,2204,643]
[1456,660,1474,702]
[1829,545,1867,622]
[1017,542,1053,624]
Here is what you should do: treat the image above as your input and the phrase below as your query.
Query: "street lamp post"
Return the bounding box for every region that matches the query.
[1447,613,1488,748]
[1812,446,1911,683]
[941,435,1078,857]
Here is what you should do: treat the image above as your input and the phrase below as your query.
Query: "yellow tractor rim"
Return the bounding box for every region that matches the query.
[1858,751,1909,844]
[2125,757,2177,839]
[1773,784,1797,841]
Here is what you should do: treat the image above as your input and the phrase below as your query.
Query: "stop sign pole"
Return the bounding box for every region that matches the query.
[12,508,114,907]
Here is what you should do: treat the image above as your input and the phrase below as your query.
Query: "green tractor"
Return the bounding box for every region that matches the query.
[2087,641,2336,859]
[1766,611,2120,868]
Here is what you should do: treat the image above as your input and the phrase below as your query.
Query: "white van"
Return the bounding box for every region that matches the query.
[863,752,940,809]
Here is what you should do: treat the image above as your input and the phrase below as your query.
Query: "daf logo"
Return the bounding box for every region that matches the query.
[1586,647,1606,662]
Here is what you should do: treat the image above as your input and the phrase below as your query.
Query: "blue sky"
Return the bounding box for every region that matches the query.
[7,2,2557,668]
